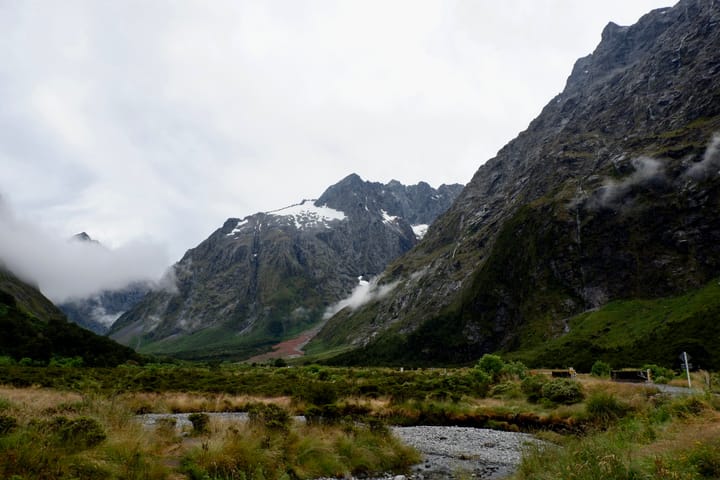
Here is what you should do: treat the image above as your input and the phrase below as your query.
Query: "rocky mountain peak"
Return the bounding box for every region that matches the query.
[108,175,463,360]
[71,232,100,245]
[314,0,720,367]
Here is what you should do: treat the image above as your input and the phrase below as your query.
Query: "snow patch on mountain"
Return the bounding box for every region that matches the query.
[267,200,346,229]
[412,224,429,239]
[226,219,249,236]
[381,209,399,225]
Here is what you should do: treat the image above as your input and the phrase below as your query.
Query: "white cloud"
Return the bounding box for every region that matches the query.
[597,156,665,207]
[0,0,674,261]
[687,134,720,180]
[0,195,170,302]
[324,277,400,319]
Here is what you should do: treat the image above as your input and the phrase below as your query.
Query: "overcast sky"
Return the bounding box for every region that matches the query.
[0,1,675,299]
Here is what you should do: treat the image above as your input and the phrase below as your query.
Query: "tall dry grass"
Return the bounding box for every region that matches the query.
[118,391,293,414]
[182,418,420,480]
[0,385,420,479]
[0,385,173,479]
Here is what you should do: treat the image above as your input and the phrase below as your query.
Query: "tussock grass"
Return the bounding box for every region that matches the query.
[182,421,420,480]
[0,386,172,479]
[0,384,420,479]
[1,363,719,479]
[118,391,293,414]
[512,394,720,480]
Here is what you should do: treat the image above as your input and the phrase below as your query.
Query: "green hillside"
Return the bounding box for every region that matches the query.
[507,277,720,371]
[0,269,141,366]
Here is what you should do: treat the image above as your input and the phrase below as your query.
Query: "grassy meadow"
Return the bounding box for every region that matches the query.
[0,357,719,479]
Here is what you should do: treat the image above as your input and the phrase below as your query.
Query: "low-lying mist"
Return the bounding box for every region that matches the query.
[0,195,171,303]
[323,277,400,319]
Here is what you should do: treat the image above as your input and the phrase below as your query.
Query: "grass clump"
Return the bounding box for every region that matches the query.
[188,412,210,434]
[584,392,630,428]
[521,374,550,403]
[248,402,291,431]
[181,420,420,480]
[513,391,719,480]
[48,416,107,450]
[0,414,17,435]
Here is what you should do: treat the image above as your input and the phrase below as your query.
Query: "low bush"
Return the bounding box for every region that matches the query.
[475,354,505,380]
[248,402,291,431]
[500,360,529,380]
[585,392,629,428]
[541,379,584,405]
[667,396,707,418]
[643,364,676,383]
[686,439,720,477]
[0,414,17,435]
[521,374,549,403]
[48,416,106,450]
[590,360,611,378]
[294,381,338,407]
[188,413,210,434]
[491,381,523,399]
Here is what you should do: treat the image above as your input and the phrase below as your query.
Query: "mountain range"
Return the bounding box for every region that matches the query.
[108,176,462,360]
[311,0,720,370]
[5,0,720,371]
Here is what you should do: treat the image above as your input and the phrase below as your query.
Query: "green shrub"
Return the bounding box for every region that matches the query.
[686,440,720,477]
[669,396,707,418]
[585,392,629,427]
[50,416,106,450]
[0,414,18,435]
[248,403,291,431]
[500,360,528,380]
[472,368,492,389]
[0,356,15,366]
[491,381,522,399]
[475,354,505,379]
[49,356,84,368]
[304,403,343,425]
[521,374,549,403]
[188,413,210,434]
[590,360,611,377]
[295,381,338,407]
[643,364,675,383]
[541,379,584,405]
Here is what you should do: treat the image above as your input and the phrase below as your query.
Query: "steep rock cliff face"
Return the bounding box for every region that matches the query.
[109,175,462,360]
[316,0,720,367]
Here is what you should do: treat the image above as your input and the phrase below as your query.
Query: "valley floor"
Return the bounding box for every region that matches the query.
[0,363,719,479]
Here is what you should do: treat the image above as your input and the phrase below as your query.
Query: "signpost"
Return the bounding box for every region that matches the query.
[679,352,692,388]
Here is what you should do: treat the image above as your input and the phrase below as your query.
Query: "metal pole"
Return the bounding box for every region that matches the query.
[683,351,692,389]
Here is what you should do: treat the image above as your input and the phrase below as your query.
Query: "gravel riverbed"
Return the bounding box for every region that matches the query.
[391,426,541,479]
[137,414,541,479]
